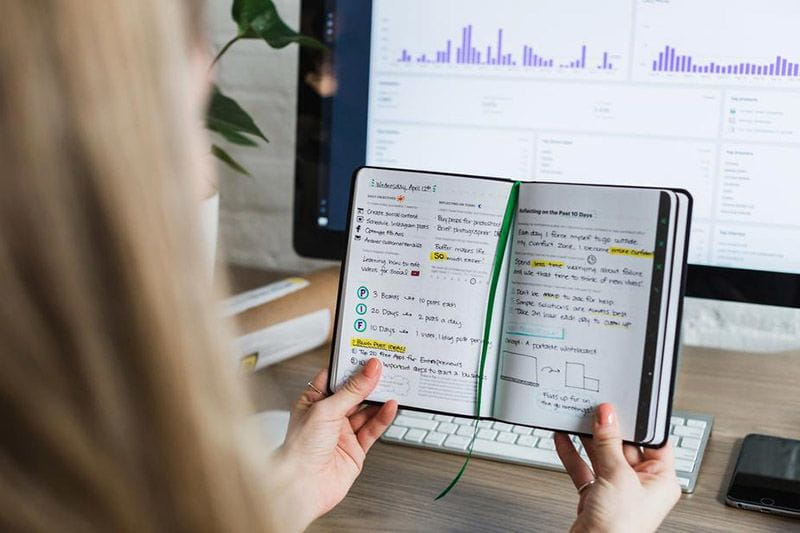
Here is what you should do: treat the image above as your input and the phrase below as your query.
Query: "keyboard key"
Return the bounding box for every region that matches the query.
[437,422,458,435]
[383,426,407,440]
[673,425,704,439]
[433,414,453,422]
[517,435,538,447]
[402,411,434,420]
[677,477,691,489]
[456,425,477,437]
[686,419,707,429]
[403,429,427,443]
[537,439,556,450]
[477,420,494,429]
[497,432,518,444]
[472,438,561,465]
[424,432,448,446]
[512,425,532,435]
[533,429,554,438]
[674,447,698,462]
[670,416,685,426]
[493,422,513,432]
[674,458,694,473]
[443,435,471,450]
[668,435,680,448]
[680,437,701,450]
[452,417,475,425]
[477,429,499,440]
[393,415,438,431]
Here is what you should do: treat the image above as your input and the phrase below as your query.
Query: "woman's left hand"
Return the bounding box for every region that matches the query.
[267,358,397,531]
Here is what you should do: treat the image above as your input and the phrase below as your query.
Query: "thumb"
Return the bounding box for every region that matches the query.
[590,403,628,478]
[322,358,382,417]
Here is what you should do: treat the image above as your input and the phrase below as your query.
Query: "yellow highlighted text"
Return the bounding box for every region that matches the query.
[608,247,654,258]
[530,259,565,268]
[350,338,407,353]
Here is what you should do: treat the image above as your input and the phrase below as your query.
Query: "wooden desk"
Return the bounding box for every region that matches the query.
[231,268,800,531]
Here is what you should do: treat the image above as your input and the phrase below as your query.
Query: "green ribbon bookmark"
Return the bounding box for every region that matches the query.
[435,181,521,500]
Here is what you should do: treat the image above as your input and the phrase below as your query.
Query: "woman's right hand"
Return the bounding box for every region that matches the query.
[554,403,681,533]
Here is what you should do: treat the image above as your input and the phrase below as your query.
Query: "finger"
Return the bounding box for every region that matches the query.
[344,403,363,418]
[587,403,628,478]
[623,443,643,466]
[349,404,382,433]
[641,440,677,475]
[320,358,382,417]
[356,400,398,453]
[296,368,328,408]
[642,440,675,465]
[554,433,595,490]
[579,435,595,463]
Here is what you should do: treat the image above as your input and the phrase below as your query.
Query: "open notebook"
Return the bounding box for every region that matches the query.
[330,167,691,446]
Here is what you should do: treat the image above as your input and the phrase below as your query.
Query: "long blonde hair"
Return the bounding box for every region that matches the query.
[0,1,272,531]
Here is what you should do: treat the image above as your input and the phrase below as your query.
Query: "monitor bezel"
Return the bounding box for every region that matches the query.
[293,0,800,308]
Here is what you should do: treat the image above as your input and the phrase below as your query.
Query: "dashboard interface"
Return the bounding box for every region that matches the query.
[316,0,800,275]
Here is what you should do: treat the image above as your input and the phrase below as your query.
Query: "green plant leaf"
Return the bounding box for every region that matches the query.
[207,85,267,145]
[211,144,250,176]
[208,121,258,147]
[231,0,324,49]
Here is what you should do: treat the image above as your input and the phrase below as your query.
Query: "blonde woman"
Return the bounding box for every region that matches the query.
[0,1,678,531]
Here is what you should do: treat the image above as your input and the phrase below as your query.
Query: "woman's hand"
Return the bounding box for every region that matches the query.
[554,403,681,533]
[266,358,397,532]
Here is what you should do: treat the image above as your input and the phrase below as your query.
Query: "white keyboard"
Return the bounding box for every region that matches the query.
[381,409,713,493]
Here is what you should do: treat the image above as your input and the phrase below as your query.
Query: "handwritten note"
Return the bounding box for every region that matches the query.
[494,183,664,434]
[332,168,513,417]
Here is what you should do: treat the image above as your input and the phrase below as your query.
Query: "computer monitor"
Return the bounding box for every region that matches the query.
[293,0,800,308]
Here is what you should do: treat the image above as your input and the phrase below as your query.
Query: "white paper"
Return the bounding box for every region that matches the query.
[224,277,309,317]
[493,183,664,440]
[332,168,512,417]
[236,308,330,371]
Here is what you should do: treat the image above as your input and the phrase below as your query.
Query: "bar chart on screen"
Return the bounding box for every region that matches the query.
[633,0,800,86]
[372,0,631,81]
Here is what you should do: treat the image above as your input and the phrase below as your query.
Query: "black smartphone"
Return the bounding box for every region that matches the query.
[726,433,800,518]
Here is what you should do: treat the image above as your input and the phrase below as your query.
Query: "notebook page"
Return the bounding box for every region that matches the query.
[331,168,512,417]
[492,183,669,441]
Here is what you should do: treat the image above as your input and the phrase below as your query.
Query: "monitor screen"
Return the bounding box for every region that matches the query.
[299,0,800,278]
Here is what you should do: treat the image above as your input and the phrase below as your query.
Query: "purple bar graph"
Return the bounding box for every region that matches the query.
[649,44,800,78]
[395,24,616,72]
[497,29,503,64]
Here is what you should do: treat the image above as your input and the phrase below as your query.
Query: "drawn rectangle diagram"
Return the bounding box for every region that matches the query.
[565,362,600,392]
[499,350,538,387]
[565,362,585,388]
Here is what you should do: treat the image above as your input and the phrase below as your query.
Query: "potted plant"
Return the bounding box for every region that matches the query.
[200,0,321,267]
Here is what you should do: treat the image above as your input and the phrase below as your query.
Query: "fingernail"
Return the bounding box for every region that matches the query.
[595,404,614,427]
[363,358,379,378]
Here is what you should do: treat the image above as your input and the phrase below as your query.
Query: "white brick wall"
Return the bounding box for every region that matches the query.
[209,0,332,273]
[208,0,800,351]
